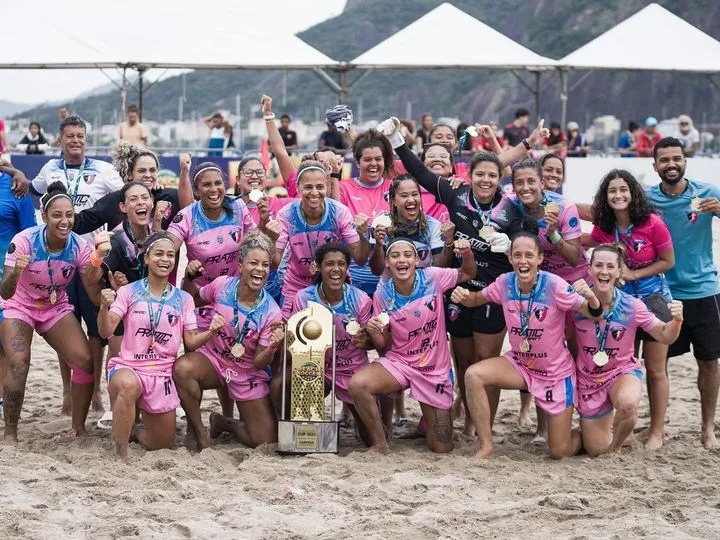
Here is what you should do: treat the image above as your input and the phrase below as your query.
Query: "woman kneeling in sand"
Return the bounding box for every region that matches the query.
[571,244,682,456]
[349,236,476,454]
[173,231,284,452]
[452,232,602,459]
[98,232,223,462]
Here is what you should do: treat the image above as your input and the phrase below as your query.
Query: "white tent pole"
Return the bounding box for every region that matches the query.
[560,69,568,132]
[534,71,541,122]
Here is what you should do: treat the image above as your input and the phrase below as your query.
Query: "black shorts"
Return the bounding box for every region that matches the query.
[637,292,672,342]
[445,292,505,338]
[667,293,720,361]
[65,273,105,342]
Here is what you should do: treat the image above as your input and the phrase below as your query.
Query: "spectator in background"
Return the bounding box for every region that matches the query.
[319,121,349,153]
[636,116,662,157]
[567,121,590,157]
[399,119,416,148]
[415,113,433,151]
[543,121,567,158]
[204,111,234,157]
[677,114,700,157]
[117,104,149,146]
[504,107,530,148]
[16,122,50,154]
[53,106,71,147]
[0,117,8,159]
[455,123,473,155]
[278,114,299,155]
[472,121,506,152]
[618,121,639,157]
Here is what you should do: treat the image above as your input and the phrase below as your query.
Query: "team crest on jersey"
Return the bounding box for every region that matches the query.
[413,309,421,318]
[216,235,224,244]
[424,298,437,312]
[172,214,184,224]
[567,284,575,293]
[631,239,647,253]
[568,216,578,228]
[84,174,96,185]
[687,212,698,223]
[534,307,548,322]
[417,246,430,261]
[228,228,242,242]
[7,242,15,254]
[611,328,626,341]
[61,267,72,279]
[167,313,179,327]
[383,192,391,203]
[472,220,479,228]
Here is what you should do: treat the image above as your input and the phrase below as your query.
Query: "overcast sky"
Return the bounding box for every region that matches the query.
[0,0,346,105]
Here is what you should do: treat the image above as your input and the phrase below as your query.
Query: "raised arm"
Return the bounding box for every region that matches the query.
[497,119,548,168]
[646,301,683,344]
[261,95,295,184]
[97,288,122,339]
[183,313,226,352]
[177,153,194,209]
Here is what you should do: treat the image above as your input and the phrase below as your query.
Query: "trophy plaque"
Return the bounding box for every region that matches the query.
[277,301,339,453]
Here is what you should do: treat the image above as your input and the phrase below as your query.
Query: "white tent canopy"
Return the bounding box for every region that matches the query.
[559,3,720,73]
[351,3,556,70]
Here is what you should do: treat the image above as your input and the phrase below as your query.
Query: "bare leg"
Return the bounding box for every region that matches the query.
[419,402,453,453]
[642,340,669,450]
[519,392,533,427]
[137,409,176,450]
[58,356,71,416]
[579,414,614,457]
[534,407,548,443]
[608,374,642,453]
[217,386,234,418]
[210,396,277,447]
[1,319,33,444]
[473,330,506,427]
[546,406,582,459]
[464,357,526,459]
[173,352,222,452]
[108,368,141,462]
[450,336,475,435]
[43,314,94,437]
[348,363,403,454]
[697,359,719,449]
[89,336,106,413]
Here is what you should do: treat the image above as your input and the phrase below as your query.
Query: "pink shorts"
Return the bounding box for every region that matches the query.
[376,357,452,410]
[107,363,179,415]
[205,350,270,402]
[326,374,353,404]
[2,302,74,334]
[506,354,576,416]
[577,368,643,419]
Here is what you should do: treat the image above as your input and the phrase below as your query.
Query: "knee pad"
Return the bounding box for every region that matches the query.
[68,363,94,384]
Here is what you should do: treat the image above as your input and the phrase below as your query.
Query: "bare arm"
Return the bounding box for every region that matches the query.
[455,242,477,284]
[182,313,225,352]
[0,264,22,300]
[98,307,122,339]
[646,302,683,344]
[576,203,594,222]
[79,264,105,306]
[177,154,194,209]
[348,238,370,266]
[552,235,583,267]
[252,324,285,369]
[261,95,295,184]
[625,247,674,281]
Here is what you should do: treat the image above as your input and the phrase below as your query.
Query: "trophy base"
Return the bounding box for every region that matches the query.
[277,420,339,454]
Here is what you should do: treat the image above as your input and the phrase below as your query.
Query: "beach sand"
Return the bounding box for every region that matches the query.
[2,231,720,540]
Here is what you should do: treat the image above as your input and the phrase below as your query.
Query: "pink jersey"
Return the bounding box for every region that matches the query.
[167,199,256,287]
[339,177,392,219]
[590,213,672,270]
[109,280,197,375]
[3,225,91,309]
[573,289,660,387]
[276,198,359,303]
[373,267,458,377]
[247,196,294,225]
[483,271,586,380]
[198,276,282,370]
[293,283,372,380]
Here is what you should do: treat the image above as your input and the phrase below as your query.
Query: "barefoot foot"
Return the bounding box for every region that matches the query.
[702,428,718,450]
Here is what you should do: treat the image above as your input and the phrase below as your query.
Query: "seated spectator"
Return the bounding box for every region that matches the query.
[677,114,700,157]
[566,121,590,157]
[618,121,639,157]
[16,122,50,155]
[543,122,567,158]
[636,117,662,157]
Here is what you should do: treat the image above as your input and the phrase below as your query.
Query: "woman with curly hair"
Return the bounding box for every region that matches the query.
[585,169,675,450]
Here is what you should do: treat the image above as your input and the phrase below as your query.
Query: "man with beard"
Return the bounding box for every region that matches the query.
[646,137,720,449]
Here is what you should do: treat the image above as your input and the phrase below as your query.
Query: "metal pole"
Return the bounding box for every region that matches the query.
[338,70,348,104]
[560,70,568,133]
[138,68,146,121]
[120,68,127,117]
[281,325,288,421]
[534,71,541,122]
[283,70,287,107]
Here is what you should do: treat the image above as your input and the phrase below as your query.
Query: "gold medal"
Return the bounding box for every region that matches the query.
[248,189,264,203]
[478,225,495,241]
[593,350,609,367]
[345,318,361,336]
[691,197,702,213]
[545,201,559,214]
[50,289,57,305]
[519,338,531,353]
[231,342,246,358]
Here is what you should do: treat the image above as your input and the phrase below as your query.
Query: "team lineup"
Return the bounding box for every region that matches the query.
[0,95,719,463]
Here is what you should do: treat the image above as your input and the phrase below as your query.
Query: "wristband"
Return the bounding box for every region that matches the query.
[186,270,202,282]
[548,231,562,244]
[330,172,341,179]
[263,113,276,121]
[90,255,104,268]
[588,302,603,317]
[522,139,531,150]
[461,250,473,260]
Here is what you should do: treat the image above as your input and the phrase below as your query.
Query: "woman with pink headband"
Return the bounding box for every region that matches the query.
[0,181,108,443]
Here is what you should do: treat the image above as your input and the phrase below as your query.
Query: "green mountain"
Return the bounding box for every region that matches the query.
[16,0,720,141]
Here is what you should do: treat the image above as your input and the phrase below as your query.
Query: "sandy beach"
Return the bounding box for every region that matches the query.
[2,230,720,540]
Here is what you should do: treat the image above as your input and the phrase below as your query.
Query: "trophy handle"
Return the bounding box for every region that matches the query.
[281,322,288,421]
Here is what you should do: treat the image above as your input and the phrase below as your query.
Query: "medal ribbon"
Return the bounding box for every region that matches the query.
[300,203,324,257]
[42,227,62,301]
[62,158,87,203]
[518,281,538,339]
[144,279,171,348]
[387,273,419,314]
[122,220,150,278]
[593,289,617,352]
[318,283,353,320]
[232,285,264,348]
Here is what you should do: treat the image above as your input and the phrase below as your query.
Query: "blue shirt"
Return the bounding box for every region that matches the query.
[0,173,37,279]
[646,178,720,300]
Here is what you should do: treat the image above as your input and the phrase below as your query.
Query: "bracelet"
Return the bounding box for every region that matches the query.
[444,241,454,249]
[90,255,104,268]
[548,231,562,244]
[522,139,531,150]
[263,113,276,121]
[588,302,603,317]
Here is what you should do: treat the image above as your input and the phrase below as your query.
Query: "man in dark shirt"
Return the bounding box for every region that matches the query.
[319,123,348,152]
[504,108,530,148]
[279,114,299,155]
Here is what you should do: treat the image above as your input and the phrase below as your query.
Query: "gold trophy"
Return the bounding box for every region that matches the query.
[277,301,339,453]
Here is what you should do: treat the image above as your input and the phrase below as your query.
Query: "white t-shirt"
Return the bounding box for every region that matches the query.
[677,128,699,151]
[32,157,124,238]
